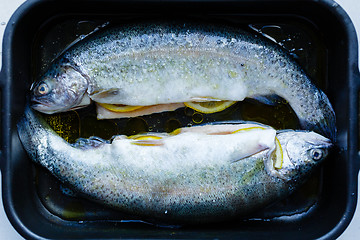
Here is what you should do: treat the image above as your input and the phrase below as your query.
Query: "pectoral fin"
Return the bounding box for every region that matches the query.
[230,145,270,163]
[90,88,123,102]
[252,94,285,106]
[230,128,276,163]
[72,136,109,150]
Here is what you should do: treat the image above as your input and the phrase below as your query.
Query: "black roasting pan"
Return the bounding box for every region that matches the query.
[1,0,360,239]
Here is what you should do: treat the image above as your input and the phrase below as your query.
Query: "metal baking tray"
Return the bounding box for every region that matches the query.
[1,0,359,239]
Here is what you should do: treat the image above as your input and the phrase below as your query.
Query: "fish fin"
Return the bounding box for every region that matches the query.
[231,128,276,163]
[70,94,91,111]
[90,88,123,102]
[72,136,109,149]
[230,145,270,163]
[252,94,285,106]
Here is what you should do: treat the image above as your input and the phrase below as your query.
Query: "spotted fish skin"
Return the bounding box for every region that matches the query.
[30,23,336,140]
[17,107,332,224]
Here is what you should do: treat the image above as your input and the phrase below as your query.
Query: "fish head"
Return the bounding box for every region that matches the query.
[271,131,332,181]
[31,61,89,114]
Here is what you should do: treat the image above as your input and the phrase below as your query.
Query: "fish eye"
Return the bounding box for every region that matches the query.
[310,149,324,161]
[38,83,50,95]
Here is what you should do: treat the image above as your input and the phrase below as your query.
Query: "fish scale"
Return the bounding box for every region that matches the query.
[31,23,335,139]
[17,107,332,224]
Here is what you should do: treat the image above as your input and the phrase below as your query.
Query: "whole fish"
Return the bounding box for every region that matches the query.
[30,23,336,140]
[17,107,332,224]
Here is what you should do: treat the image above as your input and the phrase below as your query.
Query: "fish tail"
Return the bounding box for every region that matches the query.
[298,90,336,141]
[300,113,336,142]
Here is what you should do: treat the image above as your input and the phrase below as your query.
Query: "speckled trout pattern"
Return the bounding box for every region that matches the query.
[17,107,332,224]
[30,23,336,140]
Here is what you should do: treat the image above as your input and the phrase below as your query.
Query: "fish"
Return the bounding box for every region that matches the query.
[29,23,336,140]
[17,106,332,224]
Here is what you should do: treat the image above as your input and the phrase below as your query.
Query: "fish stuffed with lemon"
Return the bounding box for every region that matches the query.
[30,23,336,140]
[17,106,332,224]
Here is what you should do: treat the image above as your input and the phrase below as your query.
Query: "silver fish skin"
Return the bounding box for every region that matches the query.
[17,107,332,224]
[30,23,336,140]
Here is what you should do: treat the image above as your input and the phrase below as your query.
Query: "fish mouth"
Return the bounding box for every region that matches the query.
[31,98,49,106]
[31,99,59,114]
[31,104,54,114]
[31,98,50,108]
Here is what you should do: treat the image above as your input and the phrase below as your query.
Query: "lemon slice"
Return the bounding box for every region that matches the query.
[97,103,144,113]
[169,128,182,136]
[232,126,266,134]
[272,137,283,169]
[130,135,162,141]
[130,135,164,146]
[184,101,236,114]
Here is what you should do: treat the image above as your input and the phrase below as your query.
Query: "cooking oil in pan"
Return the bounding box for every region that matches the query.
[33,17,327,224]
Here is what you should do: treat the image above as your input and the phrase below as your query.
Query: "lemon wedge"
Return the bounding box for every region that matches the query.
[272,137,283,169]
[184,101,236,114]
[97,103,144,113]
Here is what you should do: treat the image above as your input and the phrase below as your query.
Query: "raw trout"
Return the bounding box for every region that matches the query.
[30,23,336,139]
[17,107,332,224]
